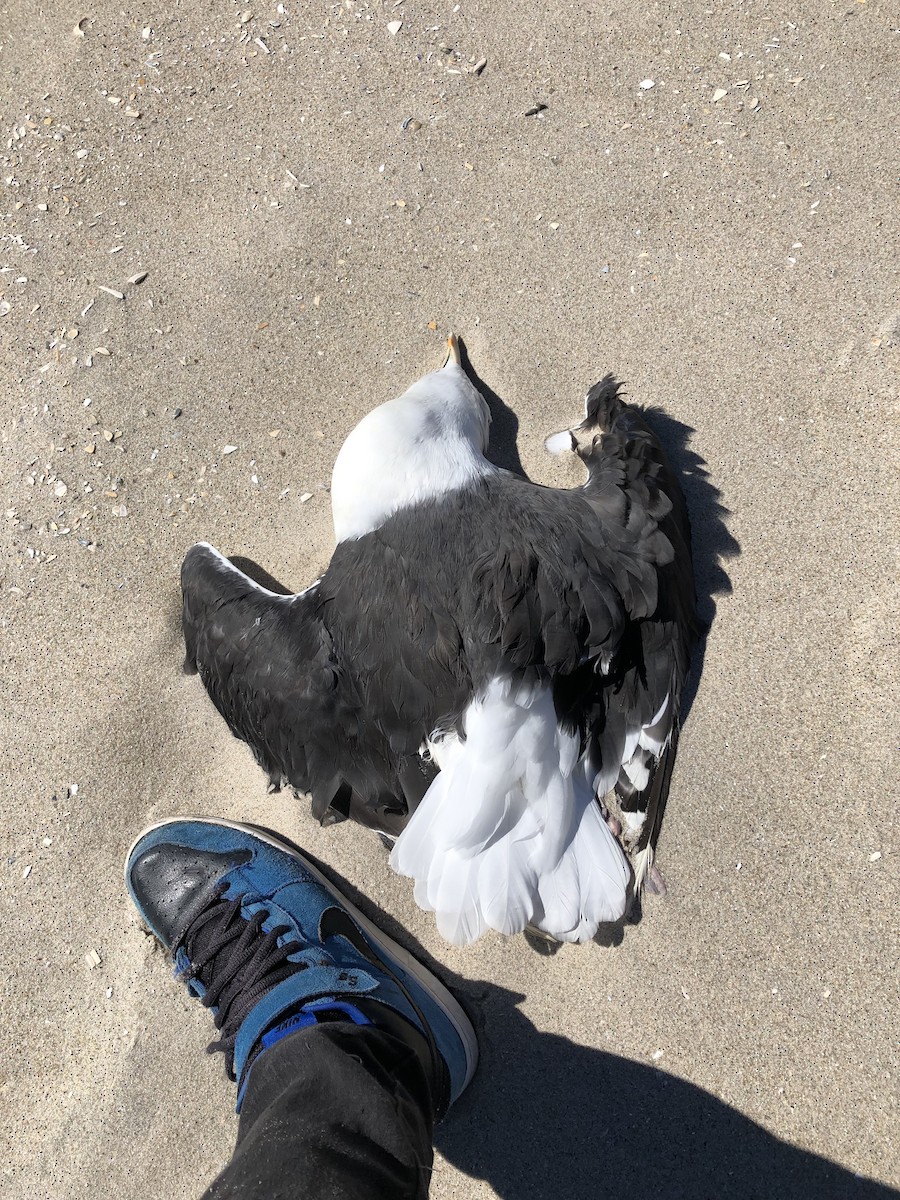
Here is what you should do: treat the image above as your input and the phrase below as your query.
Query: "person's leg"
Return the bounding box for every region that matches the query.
[205,1022,433,1200]
[125,818,477,1200]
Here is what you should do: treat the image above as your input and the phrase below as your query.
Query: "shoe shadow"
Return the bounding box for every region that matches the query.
[439,986,897,1200]
[299,848,896,1200]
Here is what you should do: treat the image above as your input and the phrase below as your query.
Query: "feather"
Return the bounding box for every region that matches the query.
[391,677,630,943]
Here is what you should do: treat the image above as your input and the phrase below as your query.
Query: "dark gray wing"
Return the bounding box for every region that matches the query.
[181,543,420,833]
[572,378,699,859]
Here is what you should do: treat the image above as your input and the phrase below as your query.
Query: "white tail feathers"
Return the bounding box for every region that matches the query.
[390,678,630,945]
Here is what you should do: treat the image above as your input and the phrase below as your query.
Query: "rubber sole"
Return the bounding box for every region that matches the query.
[125,816,479,1096]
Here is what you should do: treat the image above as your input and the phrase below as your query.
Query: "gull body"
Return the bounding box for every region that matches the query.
[181,338,697,945]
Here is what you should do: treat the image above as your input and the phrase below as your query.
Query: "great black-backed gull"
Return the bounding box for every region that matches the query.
[181,336,698,945]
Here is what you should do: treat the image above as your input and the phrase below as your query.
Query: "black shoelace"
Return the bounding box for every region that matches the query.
[175,882,306,1080]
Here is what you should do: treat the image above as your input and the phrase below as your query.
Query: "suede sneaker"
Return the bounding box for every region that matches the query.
[125,818,478,1116]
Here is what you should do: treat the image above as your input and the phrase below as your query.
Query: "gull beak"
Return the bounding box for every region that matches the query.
[443,332,462,368]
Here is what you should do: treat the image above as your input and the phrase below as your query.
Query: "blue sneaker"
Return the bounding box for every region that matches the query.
[124,818,478,1116]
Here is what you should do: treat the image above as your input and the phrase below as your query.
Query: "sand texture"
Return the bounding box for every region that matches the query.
[1,1,897,1196]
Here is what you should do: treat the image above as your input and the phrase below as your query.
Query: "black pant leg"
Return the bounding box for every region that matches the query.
[202,1022,435,1200]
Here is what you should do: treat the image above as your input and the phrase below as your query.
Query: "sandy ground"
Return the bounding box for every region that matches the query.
[1,1,897,1196]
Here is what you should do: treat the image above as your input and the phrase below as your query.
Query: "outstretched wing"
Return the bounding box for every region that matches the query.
[182,543,334,790]
[181,543,420,832]
[569,378,698,872]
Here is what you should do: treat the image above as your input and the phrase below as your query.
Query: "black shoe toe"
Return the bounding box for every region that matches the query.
[129,844,252,946]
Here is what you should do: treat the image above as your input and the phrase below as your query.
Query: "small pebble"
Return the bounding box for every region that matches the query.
[223,445,238,455]
[639,79,655,90]
[387,19,403,34]
[713,88,728,102]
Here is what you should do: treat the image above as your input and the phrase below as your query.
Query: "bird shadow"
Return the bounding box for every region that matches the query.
[641,406,740,726]
[229,556,294,595]
[458,339,525,476]
[285,841,897,1200]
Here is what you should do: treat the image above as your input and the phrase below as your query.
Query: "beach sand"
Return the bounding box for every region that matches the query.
[1,2,897,1195]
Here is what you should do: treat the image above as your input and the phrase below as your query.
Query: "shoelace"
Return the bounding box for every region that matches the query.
[174,882,306,1080]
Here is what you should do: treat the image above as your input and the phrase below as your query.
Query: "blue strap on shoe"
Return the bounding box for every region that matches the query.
[237,997,373,1110]
[232,965,379,1096]
[259,998,373,1053]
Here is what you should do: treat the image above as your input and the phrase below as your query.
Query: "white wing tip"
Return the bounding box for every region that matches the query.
[631,845,654,892]
[544,429,576,456]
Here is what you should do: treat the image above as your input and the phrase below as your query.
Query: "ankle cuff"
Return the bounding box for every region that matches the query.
[232,964,379,1095]
[237,999,374,1111]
